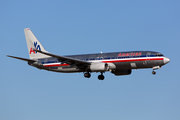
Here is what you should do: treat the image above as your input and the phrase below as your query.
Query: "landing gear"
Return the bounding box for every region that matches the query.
[152,66,161,75]
[98,72,105,80]
[84,72,91,78]
[84,72,105,80]
[152,71,156,75]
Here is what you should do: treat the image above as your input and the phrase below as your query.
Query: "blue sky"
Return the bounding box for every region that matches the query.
[0,0,179,120]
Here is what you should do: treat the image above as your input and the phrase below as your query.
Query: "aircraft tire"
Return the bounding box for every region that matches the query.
[152,71,156,75]
[98,75,105,80]
[84,73,91,78]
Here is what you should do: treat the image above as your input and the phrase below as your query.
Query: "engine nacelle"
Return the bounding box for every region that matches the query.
[90,63,108,72]
[112,69,132,76]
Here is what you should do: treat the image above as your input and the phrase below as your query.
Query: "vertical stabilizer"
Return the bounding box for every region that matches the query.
[24,28,50,59]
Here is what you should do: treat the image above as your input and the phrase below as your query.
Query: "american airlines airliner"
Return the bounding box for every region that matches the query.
[7,28,170,80]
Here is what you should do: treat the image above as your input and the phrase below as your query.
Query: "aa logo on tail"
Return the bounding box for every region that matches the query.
[29,42,41,54]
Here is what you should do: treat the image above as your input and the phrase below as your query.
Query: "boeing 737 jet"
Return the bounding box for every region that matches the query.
[7,28,170,80]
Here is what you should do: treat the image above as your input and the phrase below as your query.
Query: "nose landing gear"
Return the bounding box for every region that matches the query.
[152,71,156,75]
[152,66,161,75]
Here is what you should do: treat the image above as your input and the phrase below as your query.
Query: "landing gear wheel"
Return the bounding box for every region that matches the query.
[98,75,105,80]
[152,71,156,75]
[84,72,91,78]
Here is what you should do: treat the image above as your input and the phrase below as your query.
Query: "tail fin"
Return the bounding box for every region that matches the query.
[24,28,50,59]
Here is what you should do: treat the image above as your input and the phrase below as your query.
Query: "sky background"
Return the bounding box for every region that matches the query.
[0,0,180,120]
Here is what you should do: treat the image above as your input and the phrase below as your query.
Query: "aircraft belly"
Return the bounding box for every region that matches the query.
[114,60,164,70]
[47,66,82,73]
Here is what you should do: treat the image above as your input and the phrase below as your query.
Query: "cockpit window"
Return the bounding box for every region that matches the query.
[155,53,164,57]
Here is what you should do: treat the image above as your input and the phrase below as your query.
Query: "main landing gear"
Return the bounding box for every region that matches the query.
[84,72,105,80]
[84,72,91,78]
[98,72,105,80]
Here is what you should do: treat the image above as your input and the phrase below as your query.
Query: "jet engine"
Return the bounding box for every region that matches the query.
[90,63,109,72]
[112,69,132,76]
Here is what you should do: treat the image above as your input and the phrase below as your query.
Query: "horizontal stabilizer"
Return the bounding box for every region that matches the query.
[7,55,36,62]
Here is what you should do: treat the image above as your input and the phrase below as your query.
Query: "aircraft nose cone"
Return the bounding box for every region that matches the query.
[164,57,170,64]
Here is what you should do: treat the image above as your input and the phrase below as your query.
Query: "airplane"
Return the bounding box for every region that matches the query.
[7,28,170,80]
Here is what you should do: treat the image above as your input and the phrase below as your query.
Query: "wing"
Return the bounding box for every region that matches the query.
[7,55,37,62]
[33,49,91,66]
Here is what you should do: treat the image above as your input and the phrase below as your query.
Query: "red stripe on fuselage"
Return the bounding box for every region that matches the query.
[43,63,69,67]
[102,58,163,63]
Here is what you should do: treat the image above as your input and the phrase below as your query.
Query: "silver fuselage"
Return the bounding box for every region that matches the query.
[32,51,170,73]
